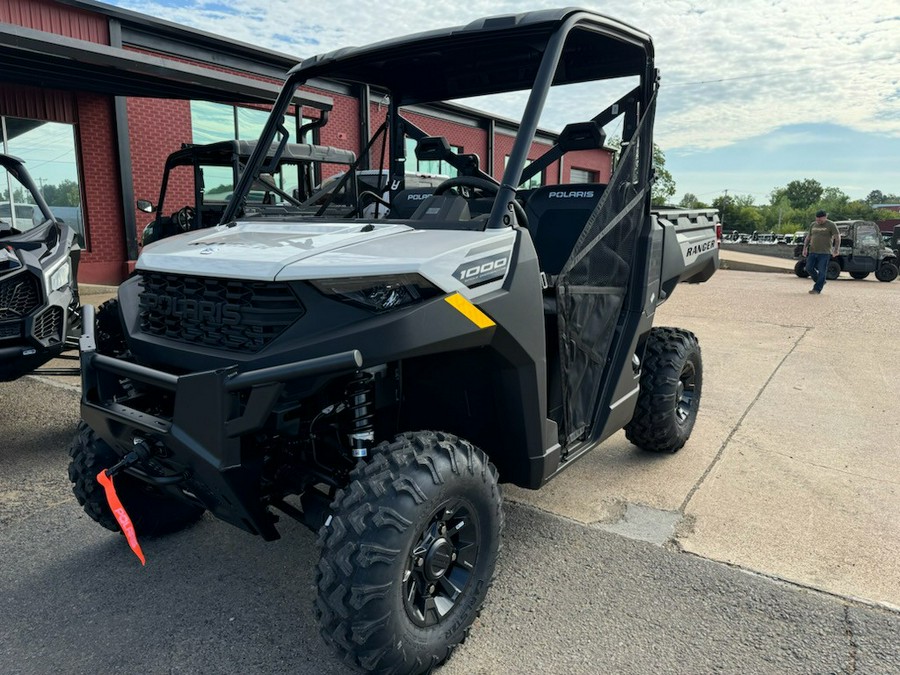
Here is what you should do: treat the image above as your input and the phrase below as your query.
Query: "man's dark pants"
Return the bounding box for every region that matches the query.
[806,252,831,292]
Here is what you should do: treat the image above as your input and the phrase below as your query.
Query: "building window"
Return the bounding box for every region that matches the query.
[505,155,543,189]
[0,117,84,246]
[404,137,460,177]
[190,101,297,145]
[570,168,598,183]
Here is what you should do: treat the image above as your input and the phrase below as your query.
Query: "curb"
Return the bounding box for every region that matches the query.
[719,260,793,274]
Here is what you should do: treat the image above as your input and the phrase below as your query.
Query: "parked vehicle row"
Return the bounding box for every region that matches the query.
[722,231,803,245]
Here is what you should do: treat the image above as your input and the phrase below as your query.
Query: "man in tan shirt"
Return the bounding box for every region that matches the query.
[802,210,840,294]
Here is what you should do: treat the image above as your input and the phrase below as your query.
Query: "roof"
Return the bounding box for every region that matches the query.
[164,141,356,167]
[0,23,332,108]
[288,8,653,106]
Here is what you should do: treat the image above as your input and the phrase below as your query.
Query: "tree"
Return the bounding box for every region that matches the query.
[771,179,823,210]
[40,179,81,207]
[607,137,675,206]
[713,193,758,232]
[678,193,708,208]
[651,144,676,206]
[866,190,885,205]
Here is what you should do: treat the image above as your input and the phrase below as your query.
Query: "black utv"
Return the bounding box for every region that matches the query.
[0,153,80,381]
[69,9,719,674]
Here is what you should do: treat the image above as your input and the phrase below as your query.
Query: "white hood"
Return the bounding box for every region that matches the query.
[137,219,518,293]
[137,221,411,280]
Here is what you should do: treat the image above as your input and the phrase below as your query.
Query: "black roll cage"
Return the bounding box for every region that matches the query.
[222,9,656,229]
[0,153,58,226]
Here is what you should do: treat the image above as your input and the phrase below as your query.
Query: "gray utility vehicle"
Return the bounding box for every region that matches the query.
[794,220,899,282]
[138,139,447,246]
[138,138,358,246]
[0,153,81,381]
[69,9,718,674]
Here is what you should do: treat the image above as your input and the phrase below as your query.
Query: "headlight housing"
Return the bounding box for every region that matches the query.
[310,274,441,313]
[48,259,71,292]
[0,246,23,274]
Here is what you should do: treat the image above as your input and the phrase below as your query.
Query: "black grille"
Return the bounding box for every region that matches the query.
[33,305,63,343]
[0,322,21,340]
[0,273,41,320]
[138,273,305,352]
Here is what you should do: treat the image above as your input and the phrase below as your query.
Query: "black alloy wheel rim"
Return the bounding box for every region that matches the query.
[403,498,480,627]
[675,361,696,424]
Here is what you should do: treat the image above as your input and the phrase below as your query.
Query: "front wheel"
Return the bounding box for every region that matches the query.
[68,423,205,536]
[794,260,809,278]
[875,262,898,282]
[625,327,702,453]
[316,431,503,674]
[826,260,841,280]
[849,271,869,280]
[95,299,128,356]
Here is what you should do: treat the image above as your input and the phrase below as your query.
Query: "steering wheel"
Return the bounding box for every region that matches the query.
[432,176,528,228]
[355,190,392,218]
[173,205,196,231]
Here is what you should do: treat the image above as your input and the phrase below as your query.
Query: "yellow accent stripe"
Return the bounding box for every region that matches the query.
[445,293,495,329]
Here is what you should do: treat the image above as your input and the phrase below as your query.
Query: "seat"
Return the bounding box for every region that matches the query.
[409,194,471,222]
[522,184,606,278]
[389,188,436,219]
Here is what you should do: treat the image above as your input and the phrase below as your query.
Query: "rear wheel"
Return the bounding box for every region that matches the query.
[849,271,869,280]
[826,261,841,280]
[68,423,204,535]
[625,327,702,453]
[316,431,502,674]
[794,260,809,278]
[875,262,898,282]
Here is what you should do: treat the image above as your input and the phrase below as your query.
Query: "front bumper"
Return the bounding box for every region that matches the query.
[0,269,78,382]
[78,304,362,540]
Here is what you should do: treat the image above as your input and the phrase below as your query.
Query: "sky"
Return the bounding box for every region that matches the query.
[103,0,900,205]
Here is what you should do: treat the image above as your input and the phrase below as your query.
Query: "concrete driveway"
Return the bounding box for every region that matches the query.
[17,269,900,608]
[2,267,899,674]
[508,268,900,610]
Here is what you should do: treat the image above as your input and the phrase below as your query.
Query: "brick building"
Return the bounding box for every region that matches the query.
[0,0,611,284]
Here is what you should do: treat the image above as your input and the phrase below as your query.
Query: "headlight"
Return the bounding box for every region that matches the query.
[48,259,71,292]
[310,274,441,313]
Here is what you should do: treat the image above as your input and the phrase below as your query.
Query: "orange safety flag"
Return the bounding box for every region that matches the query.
[96,470,146,566]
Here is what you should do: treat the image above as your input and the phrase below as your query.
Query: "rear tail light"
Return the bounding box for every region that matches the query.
[716,223,722,247]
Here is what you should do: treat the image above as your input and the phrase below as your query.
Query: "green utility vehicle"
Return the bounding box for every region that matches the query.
[794,220,898,282]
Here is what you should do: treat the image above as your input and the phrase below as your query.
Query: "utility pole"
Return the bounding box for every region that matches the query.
[721,188,728,228]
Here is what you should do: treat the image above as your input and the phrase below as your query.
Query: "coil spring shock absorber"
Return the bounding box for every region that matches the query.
[345,372,374,458]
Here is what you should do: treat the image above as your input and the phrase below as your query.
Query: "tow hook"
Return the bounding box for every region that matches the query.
[104,438,152,478]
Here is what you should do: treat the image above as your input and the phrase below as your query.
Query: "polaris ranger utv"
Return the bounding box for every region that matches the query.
[69,9,718,673]
[138,139,444,246]
[138,138,358,246]
[0,153,81,381]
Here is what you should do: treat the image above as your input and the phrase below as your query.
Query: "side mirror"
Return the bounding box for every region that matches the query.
[136,199,155,213]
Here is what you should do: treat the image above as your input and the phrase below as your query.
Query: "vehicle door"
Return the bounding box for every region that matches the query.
[852,222,882,270]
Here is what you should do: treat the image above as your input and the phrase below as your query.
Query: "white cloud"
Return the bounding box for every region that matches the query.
[107,0,900,165]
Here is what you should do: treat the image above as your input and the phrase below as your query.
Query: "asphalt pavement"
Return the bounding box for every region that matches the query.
[1,267,899,674]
